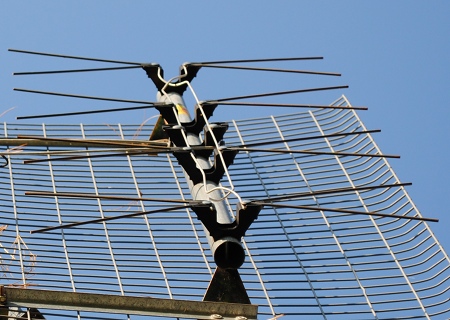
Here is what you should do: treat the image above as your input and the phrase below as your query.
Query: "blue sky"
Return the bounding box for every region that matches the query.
[1,1,449,252]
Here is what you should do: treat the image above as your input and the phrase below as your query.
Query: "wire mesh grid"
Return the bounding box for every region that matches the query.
[0,96,449,319]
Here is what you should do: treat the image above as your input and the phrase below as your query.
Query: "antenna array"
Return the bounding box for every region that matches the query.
[0,50,448,319]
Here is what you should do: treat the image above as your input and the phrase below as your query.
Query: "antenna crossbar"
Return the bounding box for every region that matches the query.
[204,100,368,110]
[187,56,323,65]
[196,64,341,76]
[16,104,171,120]
[253,202,438,222]
[8,49,143,65]
[215,85,349,102]
[25,190,198,204]
[14,88,155,104]
[0,286,258,320]
[13,65,142,76]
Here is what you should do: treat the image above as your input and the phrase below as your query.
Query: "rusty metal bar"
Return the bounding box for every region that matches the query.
[1,287,258,320]
[0,137,167,148]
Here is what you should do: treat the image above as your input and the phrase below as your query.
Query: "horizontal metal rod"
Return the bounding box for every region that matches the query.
[9,130,388,162]
[229,147,400,159]
[14,88,155,104]
[17,135,167,147]
[187,56,323,65]
[31,204,194,234]
[8,49,143,65]
[21,144,398,164]
[254,202,438,222]
[16,130,377,149]
[1,147,162,157]
[198,64,341,76]
[1,286,257,320]
[239,130,381,148]
[0,136,166,148]
[17,103,168,120]
[21,145,392,165]
[203,100,367,110]
[23,149,168,164]
[25,190,199,204]
[256,182,412,202]
[13,65,142,76]
[1,130,380,159]
[215,85,349,102]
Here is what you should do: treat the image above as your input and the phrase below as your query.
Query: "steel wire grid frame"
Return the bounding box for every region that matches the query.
[0,95,449,319]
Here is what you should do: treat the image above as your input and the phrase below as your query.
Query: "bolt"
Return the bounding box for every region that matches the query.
[210,315,223,319]
[235,317,248,320]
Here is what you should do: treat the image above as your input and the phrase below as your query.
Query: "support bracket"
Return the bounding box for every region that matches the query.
[192,203,261,241]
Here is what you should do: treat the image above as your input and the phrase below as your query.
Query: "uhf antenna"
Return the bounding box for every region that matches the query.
[1,49,448,320]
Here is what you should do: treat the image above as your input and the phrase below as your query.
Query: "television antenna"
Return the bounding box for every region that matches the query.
[0,49,448,319]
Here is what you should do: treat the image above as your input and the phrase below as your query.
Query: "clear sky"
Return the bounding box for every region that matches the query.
[1,1,449,254]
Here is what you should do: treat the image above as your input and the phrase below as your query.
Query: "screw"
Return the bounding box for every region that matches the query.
[235,317,248,320]
[210,315,223,319]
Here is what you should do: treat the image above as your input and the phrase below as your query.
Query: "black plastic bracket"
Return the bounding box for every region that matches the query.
[155,103,218,132]
[155,104,179,125]
[142,64,201,95]
[163,121,230,159]
[163,126,187,147]
[182,103,218,135]
[192,202,261,241]
[173,148,238,185]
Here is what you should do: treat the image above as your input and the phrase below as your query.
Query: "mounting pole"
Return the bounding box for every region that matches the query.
[156,91,245,269]
[144,64,261,305]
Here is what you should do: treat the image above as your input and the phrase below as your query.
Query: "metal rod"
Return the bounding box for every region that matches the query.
[239,130,381,148]
[197,64,341,76]
[13,65,142,76]
[256,182,412,202]
[229,147,400,159]
[10,130,377,149]
[20,143,398,165]
[8,48,143,65]
[2,286,258,320]
[204,101,367,111]
[254,202,438,222]
[1,147,162,157]
[31,204,193,234]
[14,88,155,104]
[23,149,168,164]
[187,56,323,65]
[215,85,349,102]
[16,103,169,120]
[25,190,199,204]
[15,135,168,148]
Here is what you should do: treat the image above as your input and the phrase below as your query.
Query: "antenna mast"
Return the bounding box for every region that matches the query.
[145,64,261,304]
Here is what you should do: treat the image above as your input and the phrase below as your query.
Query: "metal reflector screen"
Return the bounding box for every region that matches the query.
[0,96,449,319]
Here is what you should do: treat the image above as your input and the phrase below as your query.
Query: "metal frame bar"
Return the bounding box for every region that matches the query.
[1,286,258,320]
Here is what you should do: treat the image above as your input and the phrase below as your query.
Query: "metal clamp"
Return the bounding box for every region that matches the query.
[191,203,261,269]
